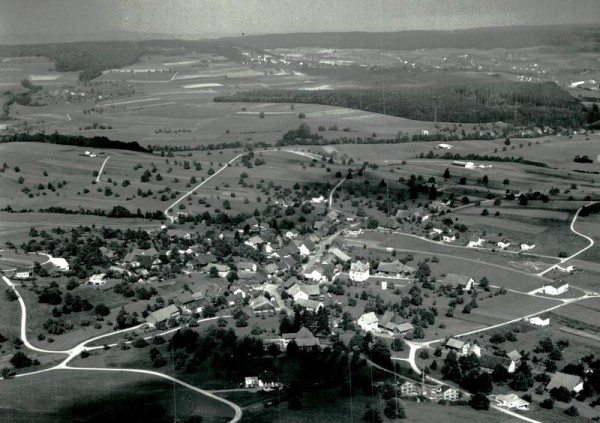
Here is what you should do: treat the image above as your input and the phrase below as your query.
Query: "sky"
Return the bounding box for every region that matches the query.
[0,0,599,42]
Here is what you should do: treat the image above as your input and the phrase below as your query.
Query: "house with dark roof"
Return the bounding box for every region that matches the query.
[329,247,351,263]
[479,354,516,373]
[546,372,584,393]
[294,298,324,312]
[282,327,320,349]
[376,260,415,276]
[146,304,180,327]
[443,273,474,290]
[445,338,470,355]
[250,296,275,313]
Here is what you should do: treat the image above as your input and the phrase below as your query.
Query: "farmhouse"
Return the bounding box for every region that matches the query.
[349,261,370,282]
[88,273,107,286]
[329,247,351,263]
[546,372,584,393]
[442,234,456,243]
[250,296,275,313]
[47,257,70,272]
[245,235,265,249]
[543,281,569,296]
[497,241,511,250]
[529,316,550,326]
[520,243,536,251]
[282,327,320,349]
[357,312,379,332]
[376,260,415,277]
[441,387,460,401]
[479,354,516,373]
[445,338,470,355]
[443,273,474,291]
[378,311,413,334]
[494,394,530,411]
[237,261,257,273]
[437,143,453,150]
[146,304,180,327]
[295,239,316,256]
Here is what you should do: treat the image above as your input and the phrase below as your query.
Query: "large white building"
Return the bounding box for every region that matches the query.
[349,261,370,282]
[357,312,379,332]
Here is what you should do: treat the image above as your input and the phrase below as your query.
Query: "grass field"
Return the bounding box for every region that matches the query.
[0,369,233,423]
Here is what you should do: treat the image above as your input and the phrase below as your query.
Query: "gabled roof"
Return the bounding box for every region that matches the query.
[445,338,465,349]
[247,235,265,245]
[507,350,522,362]
[294,298,323,310]
[264,263,279,274]
[359,312,379,325]
[147,304,179,324]
[479,354,512,370]
[378,311,395,328]
[282,327,320,347]
[237,261,257,271]
[350,261,369,273]
[329,247,351,262]
[546,372,584,392]
[396,322,415,333]
[250,296,274,311]
[444,273,473,287]
[288,283,320,297]
[376,260,415,274]
[176,291,196,304]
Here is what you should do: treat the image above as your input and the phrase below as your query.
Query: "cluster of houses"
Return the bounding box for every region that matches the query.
[399,379,460,402]
[357,311,414,335]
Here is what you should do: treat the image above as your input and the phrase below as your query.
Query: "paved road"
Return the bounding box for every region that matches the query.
[96,156,110,183]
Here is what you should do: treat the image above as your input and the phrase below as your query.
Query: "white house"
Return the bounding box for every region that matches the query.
[442,234,456,243]
[13,269,32,280]
[468,344,481,357]
[543,281,569,296]
[556,265,575,273]
[349,261,370,282]
[296,240,316,257]
[520,243,536,251]
[285,230,299,240]
[467,237,485,248]
[357,312,379,332]
[437,143,453,150]
[494,394,530,411]
[303,266,326,283]
[497,241,511,250]
[311,195,326,204]
[287,283,320,301]
[88,273,107,286]
[48,257,70,271]
[529,316,550,326]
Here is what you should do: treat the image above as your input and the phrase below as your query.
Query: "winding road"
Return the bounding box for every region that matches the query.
[96,155,111,183]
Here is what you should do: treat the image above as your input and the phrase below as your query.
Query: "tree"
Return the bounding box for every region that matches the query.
[550,386,572,403]
[564,406,579,417]
[391,338,405,352]
[95,303,110,317]
[443,168,451,179]
[540,398,554,409]
[469,392,490,410]
[363,408,383,423]
[482,175,489,186]
[209,266,219,278]
[5,289,18,302]
[10,351,34,368]
[1,367,16,379]
[384,398,406,419]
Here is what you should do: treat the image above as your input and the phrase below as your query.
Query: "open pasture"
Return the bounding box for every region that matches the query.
[0,56,79,90]
[0,369,233,423]
[549,297,600,330]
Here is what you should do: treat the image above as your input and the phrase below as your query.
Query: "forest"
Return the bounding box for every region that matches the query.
[0,132,150,152]
[215,82,584,127]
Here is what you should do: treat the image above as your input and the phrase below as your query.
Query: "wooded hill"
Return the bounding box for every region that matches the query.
[215,82,584,127]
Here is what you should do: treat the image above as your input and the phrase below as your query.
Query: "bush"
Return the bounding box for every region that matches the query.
[540,398,554,409]
[469,392,490,410]
[564,406,579,417]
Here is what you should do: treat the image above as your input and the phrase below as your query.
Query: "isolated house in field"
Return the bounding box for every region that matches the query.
[357,312,379,332]
[546,372,584,393]
[520,243,535,251]
[349,261,370,282]
[88,273,107,286]
[13,268,32,280]
[443,273,474,291]
[497,241,511,250]
[543,281,569,296]
[442,234,456,243]
[467,236,485,248]
[529,316,550,326]
[437,143,453,150]
[494,394,530,411]
[479,354,516,373]
[556,265,575,273]
[445,338,470,355]
[468,344,481,357]
[146,304,180,327]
